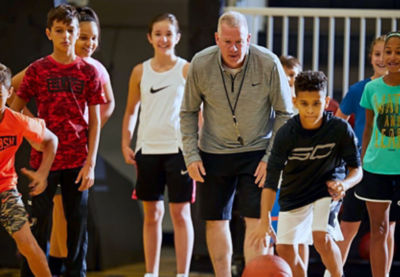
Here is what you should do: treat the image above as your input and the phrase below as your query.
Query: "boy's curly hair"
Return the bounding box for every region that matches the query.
[294,71,327,96]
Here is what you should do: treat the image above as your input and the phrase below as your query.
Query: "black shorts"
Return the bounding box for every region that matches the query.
[198,150,265,220]
[341,186,367,222]
[133,150,194,203]
[342,185,400,222]
[354,170,400,221]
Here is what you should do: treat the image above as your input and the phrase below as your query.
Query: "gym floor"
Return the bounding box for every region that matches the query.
[0,247,213,277]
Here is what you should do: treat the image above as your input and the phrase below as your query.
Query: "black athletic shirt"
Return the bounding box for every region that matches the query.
[265,112,360,211]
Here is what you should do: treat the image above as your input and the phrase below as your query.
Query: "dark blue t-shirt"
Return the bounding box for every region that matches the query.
[339,78,371,146]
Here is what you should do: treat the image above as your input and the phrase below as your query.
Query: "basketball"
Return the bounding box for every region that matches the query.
[242,254,292,277]
[358,232,370,260]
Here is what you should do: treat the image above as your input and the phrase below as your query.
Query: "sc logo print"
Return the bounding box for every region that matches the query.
[288,143,336,161]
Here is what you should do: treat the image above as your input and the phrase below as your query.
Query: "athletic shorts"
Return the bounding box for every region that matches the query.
[0,189,29,235]
[271,189,280,232]
[133,150,194,203]
[355,170,400,203]
[276,197,343,245]
[342,185,400,221]
[197,150,265,220]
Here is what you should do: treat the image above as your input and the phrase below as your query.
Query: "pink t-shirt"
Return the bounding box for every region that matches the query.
[84,57,110,86]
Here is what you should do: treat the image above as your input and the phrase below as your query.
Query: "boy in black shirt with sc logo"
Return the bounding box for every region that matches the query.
[250,71,363,277]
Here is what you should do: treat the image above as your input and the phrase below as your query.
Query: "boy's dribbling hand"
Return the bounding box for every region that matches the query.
[249,220,276,249]
[326,179,346,201]
[76,163,95,191]
[21,168,48,196]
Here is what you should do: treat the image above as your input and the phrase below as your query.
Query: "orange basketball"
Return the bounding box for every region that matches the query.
[242,254,292,277]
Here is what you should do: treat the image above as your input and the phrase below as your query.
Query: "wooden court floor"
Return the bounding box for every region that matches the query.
[0,247,213,277]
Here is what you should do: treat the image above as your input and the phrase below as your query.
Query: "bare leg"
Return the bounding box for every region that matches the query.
[143,201,164,274]
[276,244,306,277]
[206,220,232,277]
[169,202,194,275]
[387,222,396,275]
[313,231,343,277]
[243,217,268,263]
[49,194,68,258]
[336,220,361,263]
[12,222,51,277]
[298,244,309,271]
[366,201,390,277]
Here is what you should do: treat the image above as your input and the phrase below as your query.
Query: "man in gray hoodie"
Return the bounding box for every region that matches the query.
[180,11,292,276]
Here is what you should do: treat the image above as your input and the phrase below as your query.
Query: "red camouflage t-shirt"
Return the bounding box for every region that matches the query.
[17,55,106,171]
[0,108,46,192]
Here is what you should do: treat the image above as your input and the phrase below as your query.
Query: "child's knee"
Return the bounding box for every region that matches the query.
[312,231,331,251]
[276,244,295,257]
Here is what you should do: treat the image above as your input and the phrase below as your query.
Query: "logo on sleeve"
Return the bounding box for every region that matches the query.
[150,85,170,94]
[0,136,17,151]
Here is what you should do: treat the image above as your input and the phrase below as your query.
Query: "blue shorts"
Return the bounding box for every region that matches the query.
[271,189,280,232]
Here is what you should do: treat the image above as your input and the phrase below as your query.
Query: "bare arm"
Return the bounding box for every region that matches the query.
[361,108,374,161]
[335,108,350,121]
[10,94,28,113]
[121,64,142,165]
[76,104,101,191]
[99,80,115,128]
[9,67,34,117]
[249,188,277,247]
[182,62,190,79]
[23,128,58,196]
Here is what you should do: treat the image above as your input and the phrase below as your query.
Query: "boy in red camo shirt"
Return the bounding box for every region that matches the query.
[10,4,105,277]
[0,63,58,277]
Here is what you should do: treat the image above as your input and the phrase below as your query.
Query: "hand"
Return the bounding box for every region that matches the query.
[76,163,95,191]
[122,145,136,165]
[188,161,206,182]
[254,161,267,188]
[249,219,277,249]
[21,168,48,196]
[326,179,346,201]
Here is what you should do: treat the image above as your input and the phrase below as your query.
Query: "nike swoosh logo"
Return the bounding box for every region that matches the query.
[251,83,260,87]
[150,85,170,93]
[180,169,188,175]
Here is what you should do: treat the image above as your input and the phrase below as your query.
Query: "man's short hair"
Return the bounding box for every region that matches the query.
[0,63,12,89]
[294,71,328,96]
[47,4,79,29]
[217,11,248,34]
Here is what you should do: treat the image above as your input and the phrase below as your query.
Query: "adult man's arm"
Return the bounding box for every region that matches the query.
[180,61,205,182]
[263,61,293,162]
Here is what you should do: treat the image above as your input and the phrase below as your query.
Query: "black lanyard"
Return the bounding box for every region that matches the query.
[218,53,250,146]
